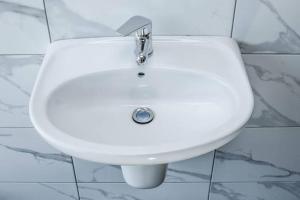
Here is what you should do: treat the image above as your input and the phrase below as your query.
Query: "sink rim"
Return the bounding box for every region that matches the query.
[29,36,254,165]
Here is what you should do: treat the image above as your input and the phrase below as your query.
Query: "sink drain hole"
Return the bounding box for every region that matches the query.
[132,107,154,124]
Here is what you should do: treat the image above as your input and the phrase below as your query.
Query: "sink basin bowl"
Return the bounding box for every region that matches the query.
[30,36,254,188]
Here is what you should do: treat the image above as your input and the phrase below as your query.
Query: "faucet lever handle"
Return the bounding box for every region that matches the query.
[117,16,152,36]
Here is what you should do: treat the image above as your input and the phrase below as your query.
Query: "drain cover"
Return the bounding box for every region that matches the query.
[132,107,154,124]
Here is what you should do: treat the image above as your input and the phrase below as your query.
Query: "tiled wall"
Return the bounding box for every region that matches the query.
[0,0,299,199]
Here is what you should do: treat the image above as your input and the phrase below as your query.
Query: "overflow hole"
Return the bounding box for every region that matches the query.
[137,72,145,78]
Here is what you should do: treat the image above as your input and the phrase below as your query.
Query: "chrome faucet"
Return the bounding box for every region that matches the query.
[117,16,153,65]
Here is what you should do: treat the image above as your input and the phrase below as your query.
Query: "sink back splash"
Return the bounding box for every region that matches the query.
[0,0,300,199]
[1,0,299,53]
[44,0,235,40]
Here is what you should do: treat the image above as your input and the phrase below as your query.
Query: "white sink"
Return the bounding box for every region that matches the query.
[30,36,254,188]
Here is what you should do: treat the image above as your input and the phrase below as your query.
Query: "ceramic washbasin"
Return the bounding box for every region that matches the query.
[30,36,254,188]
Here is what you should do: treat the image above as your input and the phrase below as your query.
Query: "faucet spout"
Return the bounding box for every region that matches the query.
[117,16,153,65]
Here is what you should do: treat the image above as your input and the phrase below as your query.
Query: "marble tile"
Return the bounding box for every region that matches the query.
[73,160,123,183]
[44,0,235,41]
[166,152,214,182]
[74,152,214,183]
[210,182,300,200]
[0,128,75,182]
[244,55,300,127]
[212,127,300,182]
[0,0,49,53]
[0,183,78,200]
[233,0,300,53]
[78,183,209,200]
[0,55,42,127]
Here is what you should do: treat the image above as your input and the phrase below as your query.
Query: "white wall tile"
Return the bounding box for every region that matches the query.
[0,0,50,53]
[210,182,300,200]
[0,183,78,200]
[233,0,300,53]
[78,183,209,200]
[0,55,42,127]
[244,55,300,127]
[166,153,214,182]
[212,127,300,182]
[45,0,235,41]
[0,128,75,182]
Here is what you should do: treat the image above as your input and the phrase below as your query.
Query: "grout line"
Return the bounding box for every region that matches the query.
[230,0,238,38]
[211,180,300,183]
[0,181,77,183]
[0,127,34,129]
[71,157,81,200]
[43,0,52,43]
[0,54,44,56]
[242,52,300,55]
[76,181,211,184]
[207,150,216,200]
[245,126,300,129]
